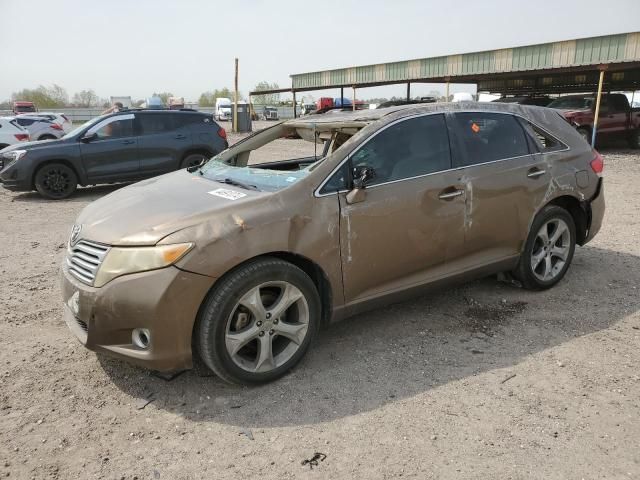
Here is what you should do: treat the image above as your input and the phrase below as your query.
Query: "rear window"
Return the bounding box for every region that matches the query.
[451,112,530,167]
[138,114,174,135]
[173,114,208,129]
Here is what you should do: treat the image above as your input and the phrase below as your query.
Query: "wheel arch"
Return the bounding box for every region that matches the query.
[545,195,589,245]
[31,159,82,189]
[192,251,334,335]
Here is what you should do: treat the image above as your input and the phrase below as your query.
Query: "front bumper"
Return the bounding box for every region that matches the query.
[61,263,214,372]
[0,163,31,191]
[584,178,605,244]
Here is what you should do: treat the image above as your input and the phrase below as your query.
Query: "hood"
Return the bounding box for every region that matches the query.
[0,137,71,154]
[75,170,265,246]
[551,108,590,117]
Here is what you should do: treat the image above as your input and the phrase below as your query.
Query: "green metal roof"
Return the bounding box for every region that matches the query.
[290,32,640,91]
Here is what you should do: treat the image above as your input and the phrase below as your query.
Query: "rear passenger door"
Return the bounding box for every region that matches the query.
[447,112,550,270]
[136,113,185,175]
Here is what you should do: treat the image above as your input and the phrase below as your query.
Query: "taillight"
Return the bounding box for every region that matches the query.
[590,150,604,176]
[217,127,227,140]
[50,123,63,130]
[14,134,29,141]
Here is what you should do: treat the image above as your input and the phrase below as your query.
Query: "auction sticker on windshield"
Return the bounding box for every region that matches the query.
[208,188,247,200]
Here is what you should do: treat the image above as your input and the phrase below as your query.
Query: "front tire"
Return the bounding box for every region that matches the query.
[514,205,576,290]
[196,257,321,385]
[34,163,77,199]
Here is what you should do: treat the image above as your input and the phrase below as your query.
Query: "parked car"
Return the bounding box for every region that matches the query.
[492,95,552,106]
[13,101,36,114]
[0,118,30,150]
[0,109,228,199]
[547,93,640,147]
[261,106,279,120]
[23,112,73,133]
[59,102,604,385]
[9,115,65,140]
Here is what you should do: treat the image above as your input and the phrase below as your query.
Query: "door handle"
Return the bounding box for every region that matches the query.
[527,168,546,178]
[438,188,464,200]
[175,134,187,139]
[121,139,135,145]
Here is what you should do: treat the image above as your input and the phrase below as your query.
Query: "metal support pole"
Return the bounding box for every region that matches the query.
[445,82,450,101]
[233,58,238,133]
[352,86,356,111]
[591,69,606,147]
[406,82,411,102]
[292,91,297,118]
[340,87,344,107]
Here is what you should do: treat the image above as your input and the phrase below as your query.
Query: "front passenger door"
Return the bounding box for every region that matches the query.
[337,114,466,306]
[79,114,139,182]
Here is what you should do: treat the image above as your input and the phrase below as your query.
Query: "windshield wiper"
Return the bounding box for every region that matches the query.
[216,177,260,191]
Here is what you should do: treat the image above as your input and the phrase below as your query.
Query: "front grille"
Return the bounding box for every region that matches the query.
[76,318,88,332]
[66,240,110,286]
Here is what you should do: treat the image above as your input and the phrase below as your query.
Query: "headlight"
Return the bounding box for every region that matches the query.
[2,150,27,167]
[94,243,194,287]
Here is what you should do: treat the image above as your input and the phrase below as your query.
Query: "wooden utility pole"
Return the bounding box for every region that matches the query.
[591,67,607,147]
[234,58,239,133]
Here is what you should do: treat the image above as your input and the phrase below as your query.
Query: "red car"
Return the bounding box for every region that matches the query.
[547,93,640,148]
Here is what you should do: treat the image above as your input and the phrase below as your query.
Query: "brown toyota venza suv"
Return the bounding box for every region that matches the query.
[61,102,605,385]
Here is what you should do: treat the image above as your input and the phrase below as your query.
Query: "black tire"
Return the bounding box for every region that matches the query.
[196,257,321,385]
[38,135,57,141]
[180,153,207,169]
[514,205,576,290]
[576,127,591,144]
[627,129,640,149]
[34,163,78,199]
[0,144,9,150]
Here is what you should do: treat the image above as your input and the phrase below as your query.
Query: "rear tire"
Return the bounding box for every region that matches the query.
[34,163,77,199]
[514,205,576,290]
[180,153,208,169]
[628,129,640,149]
[196,257,320,385]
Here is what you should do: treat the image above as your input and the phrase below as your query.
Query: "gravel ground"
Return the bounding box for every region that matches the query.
[1,124,639,479]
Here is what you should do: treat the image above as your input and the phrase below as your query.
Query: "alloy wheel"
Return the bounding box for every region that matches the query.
[225,281,310,373]
[530,218,571,282]
[42,167,73,196]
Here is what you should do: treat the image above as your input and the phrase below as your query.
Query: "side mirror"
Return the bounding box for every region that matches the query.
[352,166,375,189]
[347,166,375,204]
[80,132,97,143]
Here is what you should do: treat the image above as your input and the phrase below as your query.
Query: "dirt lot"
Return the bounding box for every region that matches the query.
[1,124,639,479]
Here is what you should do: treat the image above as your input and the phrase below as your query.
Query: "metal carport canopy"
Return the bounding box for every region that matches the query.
[286,32,640,95]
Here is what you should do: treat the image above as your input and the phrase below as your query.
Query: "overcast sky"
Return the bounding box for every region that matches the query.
[1,0,639,102]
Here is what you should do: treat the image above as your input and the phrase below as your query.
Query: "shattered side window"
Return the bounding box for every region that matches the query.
[519,119,567,153]
[320,162,350,194]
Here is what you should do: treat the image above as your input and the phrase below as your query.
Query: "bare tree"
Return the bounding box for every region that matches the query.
[72,89,99,107]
